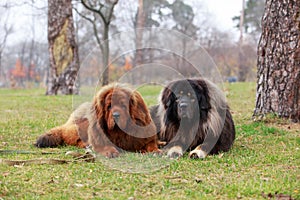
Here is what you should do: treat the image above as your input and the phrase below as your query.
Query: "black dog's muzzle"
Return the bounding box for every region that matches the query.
[178,96,191,118]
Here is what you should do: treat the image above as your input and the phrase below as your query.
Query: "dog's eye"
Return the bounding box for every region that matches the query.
[176,93,181,98]
[107,105,111,110]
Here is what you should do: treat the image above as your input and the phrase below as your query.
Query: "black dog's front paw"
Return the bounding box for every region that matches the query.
[188,148,207,159]
[167,146,183,159]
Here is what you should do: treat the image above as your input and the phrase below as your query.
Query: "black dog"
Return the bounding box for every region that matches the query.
[151,78,235,158]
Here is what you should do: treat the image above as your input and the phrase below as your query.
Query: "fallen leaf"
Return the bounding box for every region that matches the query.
[14,163,25,168]
[74,183,84,188]
[195,177,203,183]
[261,192,295,200]
[2,172,10,177]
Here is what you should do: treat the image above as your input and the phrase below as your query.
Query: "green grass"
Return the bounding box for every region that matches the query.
[0,83,299,199]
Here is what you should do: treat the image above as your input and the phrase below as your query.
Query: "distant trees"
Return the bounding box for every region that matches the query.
[133,0,169,66]
[231,0,265,82]
[0,5,13,84]
[47,0,80,95]
[132,0,199,69]
[254,0,300,122]
[233,0,265,42]
[133,0,145,67]
[11,59,26,87]
[171,0,198,71]
[0,0,262,89]
[78,0,118,86]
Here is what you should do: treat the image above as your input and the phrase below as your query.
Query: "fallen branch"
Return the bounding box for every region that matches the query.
[0,151,95,166]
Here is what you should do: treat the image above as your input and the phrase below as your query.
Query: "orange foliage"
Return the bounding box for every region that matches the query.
[11,59,26,78]
[123,56,132,71]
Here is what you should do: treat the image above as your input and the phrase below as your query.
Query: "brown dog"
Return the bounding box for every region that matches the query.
[35,84,160,158]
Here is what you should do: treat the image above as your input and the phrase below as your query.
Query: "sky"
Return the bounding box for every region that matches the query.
[204,0,242,32]
[2,0,243,46]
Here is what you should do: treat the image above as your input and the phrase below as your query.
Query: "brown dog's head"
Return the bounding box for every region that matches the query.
[93,84,151,131]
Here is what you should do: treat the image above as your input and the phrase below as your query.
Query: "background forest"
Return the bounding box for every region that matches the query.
[0,0,264,89]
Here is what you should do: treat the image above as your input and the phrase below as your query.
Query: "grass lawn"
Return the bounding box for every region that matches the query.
[0,83,299,199]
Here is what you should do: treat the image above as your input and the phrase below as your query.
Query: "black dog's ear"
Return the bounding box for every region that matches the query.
[199,93,210,110]
[161,87,175,108]
[197,91,211,120]
[193,79,211,110]
[166,100,171,107]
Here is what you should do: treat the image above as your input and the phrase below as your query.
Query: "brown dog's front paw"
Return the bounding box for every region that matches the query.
[147,148,163,157]
[145,142,161,153]
[95,146,119,158]
[35,133,63,148]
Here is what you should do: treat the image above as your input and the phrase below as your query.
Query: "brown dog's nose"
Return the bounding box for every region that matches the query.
[112,112,120,120]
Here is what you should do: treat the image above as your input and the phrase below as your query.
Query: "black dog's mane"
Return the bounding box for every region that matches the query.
[159,79,213,149]
[151,77,236,156]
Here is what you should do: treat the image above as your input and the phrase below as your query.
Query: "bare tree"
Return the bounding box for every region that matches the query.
[79,0,118,86]
[47,0,80,95]
[232,0,265,43]
[26,0,36,82]
[0,6,13,83]
[254,0,300,122]
[237,0,248,82]
[133,0,145,67]
[171,0,198,70]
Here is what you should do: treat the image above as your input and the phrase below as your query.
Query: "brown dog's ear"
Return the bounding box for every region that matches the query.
[93,95,103,119]
[129,90,151,126]
[92,90,107,129]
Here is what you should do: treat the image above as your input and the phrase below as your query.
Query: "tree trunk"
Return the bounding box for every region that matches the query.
[254,0,300,122]
[46,0,80,95]
[134,0,145,67]
[102,24,109,86]
[27,39,35,81]
[238,0,247,82]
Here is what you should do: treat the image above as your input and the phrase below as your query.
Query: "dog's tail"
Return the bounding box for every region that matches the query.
[35,123,87,148]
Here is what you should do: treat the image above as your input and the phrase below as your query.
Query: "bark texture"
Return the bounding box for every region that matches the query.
[47,0,80,95]
[254,0,300,122]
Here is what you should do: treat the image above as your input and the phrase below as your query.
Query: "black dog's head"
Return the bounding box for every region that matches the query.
[161,79,211,121]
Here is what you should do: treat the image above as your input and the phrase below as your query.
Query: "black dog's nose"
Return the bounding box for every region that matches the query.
[179,102,188,109]
[112,112,120,119]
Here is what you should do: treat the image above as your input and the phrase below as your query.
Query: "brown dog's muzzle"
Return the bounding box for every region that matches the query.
[112,111,120,122]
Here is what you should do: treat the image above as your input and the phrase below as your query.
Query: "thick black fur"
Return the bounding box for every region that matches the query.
[150,78,236,158]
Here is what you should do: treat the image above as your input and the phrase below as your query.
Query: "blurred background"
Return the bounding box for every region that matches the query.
[0,0,264,89]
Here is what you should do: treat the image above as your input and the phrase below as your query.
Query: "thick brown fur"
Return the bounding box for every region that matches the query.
[35,84,160,158]
[150,78,235,159]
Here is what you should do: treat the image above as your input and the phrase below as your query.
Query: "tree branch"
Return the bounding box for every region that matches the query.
[106,0,118,25]
[73,6,93,24]
[81,0,106,23]
[74,6,104,54]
